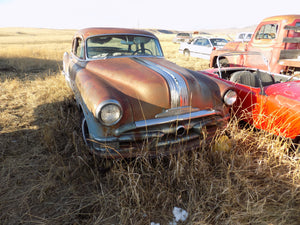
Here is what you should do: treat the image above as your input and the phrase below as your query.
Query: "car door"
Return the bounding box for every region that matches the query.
[191,38,212,59]
[231,83,261,125]
[246,22,280,71]
[200,38,213,59]
[69,36,86,82]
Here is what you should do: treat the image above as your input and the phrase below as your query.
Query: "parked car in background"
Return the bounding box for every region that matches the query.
[179,36,228,60]
[234,32,253,42]
[210,15,300,75]
[173,32,192,43]
[62,27,237,158]
[203,52,300,144]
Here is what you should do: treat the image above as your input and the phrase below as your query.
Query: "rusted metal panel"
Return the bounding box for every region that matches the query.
[279,49,300,59]
[278,59,300,67]
[284,25,300,31]
[210,15,300,74]
[283,37,300,43]
[263,15,300,24]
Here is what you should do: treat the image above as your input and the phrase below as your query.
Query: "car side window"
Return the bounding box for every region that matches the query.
[73,37,84,59]
[195,38,209,46]
[202,39,210,47]
[194,39,201,45]
[238,33,245,39]
[255,24,278,40]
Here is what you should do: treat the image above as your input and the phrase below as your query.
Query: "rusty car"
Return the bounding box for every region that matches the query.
[62,28,237,158]
[210,15,300,75]
[202,52,300,145]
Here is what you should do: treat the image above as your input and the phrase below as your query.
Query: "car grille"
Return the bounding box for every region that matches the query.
[91,115,226,158]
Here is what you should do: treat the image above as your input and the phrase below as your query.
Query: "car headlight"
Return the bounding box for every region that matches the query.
[96,100,123,126]
[223,90,237,106]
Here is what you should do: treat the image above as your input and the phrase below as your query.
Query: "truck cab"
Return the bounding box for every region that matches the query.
[247,15,300,74]
[210,15,300,75]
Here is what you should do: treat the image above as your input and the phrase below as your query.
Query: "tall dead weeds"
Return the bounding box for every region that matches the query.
[1,30,300,225]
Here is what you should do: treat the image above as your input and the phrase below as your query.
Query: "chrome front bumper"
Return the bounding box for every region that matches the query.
[88,109,229,158]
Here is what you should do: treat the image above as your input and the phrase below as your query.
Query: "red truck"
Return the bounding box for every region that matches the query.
[210,15,300,75]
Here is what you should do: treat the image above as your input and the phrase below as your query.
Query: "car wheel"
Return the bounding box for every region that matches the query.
[80,113,113,173]
[214,57,229,68]
[81,114,92,149]
[183,49,190,56]
[220,58,229,67]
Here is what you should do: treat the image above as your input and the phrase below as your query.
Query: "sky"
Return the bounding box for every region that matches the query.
[0,0,299,31]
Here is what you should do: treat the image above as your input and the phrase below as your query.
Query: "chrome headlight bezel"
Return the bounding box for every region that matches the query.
[95,100,123,126]
[223,89,237,106]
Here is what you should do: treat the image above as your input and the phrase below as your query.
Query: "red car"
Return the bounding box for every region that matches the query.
[203,52,300,143]
[62,28,237,158]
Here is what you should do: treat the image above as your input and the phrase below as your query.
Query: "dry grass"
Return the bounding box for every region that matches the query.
[1,29,300,225]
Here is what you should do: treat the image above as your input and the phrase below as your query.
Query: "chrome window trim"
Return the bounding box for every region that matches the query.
[85,55,165,62]
[85,33,164,60]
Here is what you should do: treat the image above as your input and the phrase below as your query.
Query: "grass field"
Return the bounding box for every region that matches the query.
[0,28,300,224]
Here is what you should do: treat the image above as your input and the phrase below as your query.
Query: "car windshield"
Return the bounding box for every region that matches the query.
[86,34,163,59]
[210,38,228,46]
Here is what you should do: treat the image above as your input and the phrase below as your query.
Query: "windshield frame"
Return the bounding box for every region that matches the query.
[85,33,164,60]
[216,51,271,78]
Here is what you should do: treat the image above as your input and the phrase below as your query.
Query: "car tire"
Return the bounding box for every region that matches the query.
[80,113,113,173]
[214,58,229,68]
[183,49,190,56]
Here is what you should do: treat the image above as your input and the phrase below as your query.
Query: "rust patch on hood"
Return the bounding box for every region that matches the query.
[85,57,171,120]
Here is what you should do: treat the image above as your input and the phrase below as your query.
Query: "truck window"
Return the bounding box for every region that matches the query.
[255,24,278,40]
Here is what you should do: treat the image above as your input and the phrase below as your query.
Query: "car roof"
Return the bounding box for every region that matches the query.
[262,15,300,24]
[194,36,226,40]
[75,27,157,39]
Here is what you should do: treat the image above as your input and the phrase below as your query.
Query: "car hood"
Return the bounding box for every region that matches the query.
[85,57,224,121]
[265,80,300,101]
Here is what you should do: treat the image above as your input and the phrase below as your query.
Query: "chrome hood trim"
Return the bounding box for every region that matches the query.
[132,57,189,108]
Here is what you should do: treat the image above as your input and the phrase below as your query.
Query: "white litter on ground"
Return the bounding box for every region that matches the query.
[150,223,160,225]
[151,206,188,225]
[172,207,188,222]
[169,207,188,225]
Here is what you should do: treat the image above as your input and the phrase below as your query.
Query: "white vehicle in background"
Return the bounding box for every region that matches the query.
[234,32,253,42]
[173,32,192,43]
[179,36,228,60]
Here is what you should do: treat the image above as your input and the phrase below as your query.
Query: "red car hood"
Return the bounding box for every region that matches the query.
[265,80,300,101]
